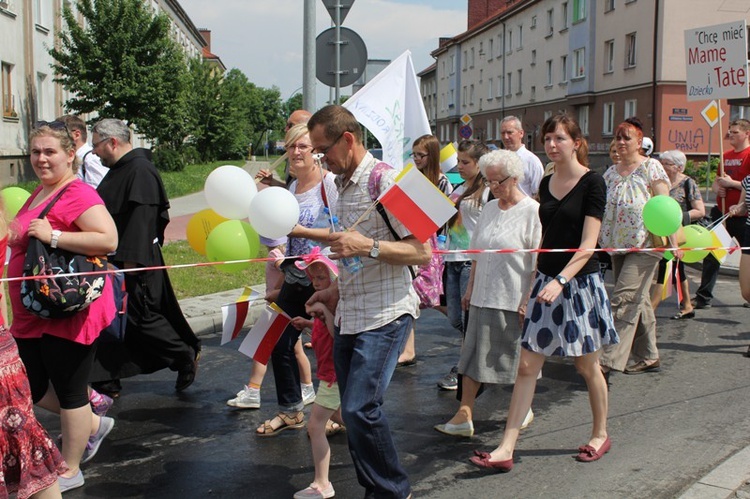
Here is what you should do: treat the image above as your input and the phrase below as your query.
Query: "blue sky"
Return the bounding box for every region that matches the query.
[179,0,466,107]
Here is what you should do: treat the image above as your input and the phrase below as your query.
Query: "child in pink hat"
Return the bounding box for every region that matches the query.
[292,248,342,499]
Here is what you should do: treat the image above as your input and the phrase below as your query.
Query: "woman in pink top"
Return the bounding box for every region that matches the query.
[8,122,118,493]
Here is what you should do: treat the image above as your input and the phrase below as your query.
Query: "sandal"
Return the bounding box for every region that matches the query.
[325,420,345,437]
[256,412,305,437]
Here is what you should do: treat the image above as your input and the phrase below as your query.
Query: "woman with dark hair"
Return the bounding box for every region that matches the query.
[599,118,677,375]
[471,114,617,471]
[397,134,452,366]
[437,140,489,390]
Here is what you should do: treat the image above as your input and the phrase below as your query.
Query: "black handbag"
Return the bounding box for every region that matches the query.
[98,263,128,342]
[20,184,108,319]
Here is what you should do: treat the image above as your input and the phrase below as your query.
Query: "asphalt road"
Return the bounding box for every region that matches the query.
[41,266,750,499]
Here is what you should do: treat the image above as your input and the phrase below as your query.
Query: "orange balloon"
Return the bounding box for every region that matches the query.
[186,209,228,255]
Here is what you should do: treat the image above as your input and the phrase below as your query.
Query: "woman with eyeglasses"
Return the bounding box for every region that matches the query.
[434,150,541,438]
[254,123,341,436]
[471,114,617,471]
[437,140,490,391]
[397,135,453,366]
[7,122,119,492]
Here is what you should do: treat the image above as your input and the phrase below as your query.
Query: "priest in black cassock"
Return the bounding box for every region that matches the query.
[89,118,201,395]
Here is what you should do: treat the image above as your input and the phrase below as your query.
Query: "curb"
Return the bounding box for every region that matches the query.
[677,446,750,499]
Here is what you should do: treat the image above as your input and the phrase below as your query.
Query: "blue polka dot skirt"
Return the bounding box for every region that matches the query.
[522,271,619,357]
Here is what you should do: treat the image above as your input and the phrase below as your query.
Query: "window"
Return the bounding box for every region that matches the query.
[624,99,637,119]
[496,35,503,58]
[546,60,553,85]
[573,0,586,22]
[506,72,512,96]
[487,119,493,139]
[578,106,590,135]
[495,118,502,140]
[531,16,537,29]
[517,69,523,94]
[496,76,503,98]
[604,40,615,73]
[479,69,483,82]
[531,49,537,66]
[605,0,615,12]
[573,48,585,78]
[441,93,445,111]
[517,25,523,50]
[470,47,475,68]
[449,88,455,107]
[561,55,568,82]
[441,60,446,78]
[603,102,615,135]
[506,29,513,54]
[488,77,494,99]
[470,84,475,105]
[488,38,494,60]
[530,86,536,101]
[544,110,553,122]
[2,62,14,118]
[479,41,484,57]
[462,86,467,107]
[463,50,468,71]
[547,8,554,36]
[626,32,637,67]
[450,54,455,74]
[562,2,569,29]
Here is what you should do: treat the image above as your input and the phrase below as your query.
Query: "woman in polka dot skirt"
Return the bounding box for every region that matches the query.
[470,114,618,472]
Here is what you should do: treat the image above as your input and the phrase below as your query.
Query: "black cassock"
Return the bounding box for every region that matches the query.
[91,148,200,381]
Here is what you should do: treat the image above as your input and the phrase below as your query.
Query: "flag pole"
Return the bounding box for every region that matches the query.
[348,199,380,231]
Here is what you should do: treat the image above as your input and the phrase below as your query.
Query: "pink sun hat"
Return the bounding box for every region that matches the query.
[295,246,339,281]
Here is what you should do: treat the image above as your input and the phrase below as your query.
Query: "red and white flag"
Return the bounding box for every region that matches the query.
[220,286,261,345]
[377,164,457,242]
[238,302,291,365]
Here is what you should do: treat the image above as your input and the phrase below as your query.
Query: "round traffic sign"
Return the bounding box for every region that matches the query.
[316,27,368,87]
[459,125,473,139]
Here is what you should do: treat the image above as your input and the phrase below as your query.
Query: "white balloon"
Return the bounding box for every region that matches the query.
[248,187,300,239]
[204,165,258,220]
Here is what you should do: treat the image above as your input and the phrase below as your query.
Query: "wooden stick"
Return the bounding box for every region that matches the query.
[268,152,288,171]
[717,99,726,215]
[348,200,380,231]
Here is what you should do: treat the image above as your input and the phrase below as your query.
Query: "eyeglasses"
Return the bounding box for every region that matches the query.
[312,131,346,157]
[287,143,313,153]
[35,120,73,143]
[484,176,511,187]
[410,152,428,160]
[92,137,112,149]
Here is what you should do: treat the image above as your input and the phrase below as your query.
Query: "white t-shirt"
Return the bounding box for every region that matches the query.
[515,145,544,198]
[76,143,109,188]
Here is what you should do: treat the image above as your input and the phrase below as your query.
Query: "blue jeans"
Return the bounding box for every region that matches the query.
[445,261,471,335]
[334,315,412,499]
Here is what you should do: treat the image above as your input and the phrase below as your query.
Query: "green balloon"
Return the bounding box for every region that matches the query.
[205,220,260,274]
[1,187,30,219]
[680,224,713,263]
[642,195,682,236]
[663,250,674,261]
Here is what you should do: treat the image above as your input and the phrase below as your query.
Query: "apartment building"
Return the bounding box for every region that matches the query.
[0,0,209,183]
[424,0,750,167]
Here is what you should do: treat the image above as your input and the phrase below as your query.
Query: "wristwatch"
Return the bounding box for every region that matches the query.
[554,274,568,286]
[369,239,380,259]
[50,230,62,249]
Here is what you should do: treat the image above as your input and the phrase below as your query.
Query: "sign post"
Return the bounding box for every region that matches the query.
[700,100,726,198]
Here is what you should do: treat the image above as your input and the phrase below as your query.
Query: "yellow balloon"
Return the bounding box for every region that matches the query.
[186,209,228,255]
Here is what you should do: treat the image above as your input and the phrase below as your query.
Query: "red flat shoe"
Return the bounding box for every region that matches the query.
[469,454,513,472]
[576,437,611,462]
[473,449,491,458]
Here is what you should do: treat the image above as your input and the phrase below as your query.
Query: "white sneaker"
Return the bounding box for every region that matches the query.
[227,386,260,409]
[301,383,316,405]
[521,408,534,430]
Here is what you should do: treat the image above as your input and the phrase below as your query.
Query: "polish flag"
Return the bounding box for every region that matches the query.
[377,164,457,242]
[220,286,261,345]
[661,260,673,301]
[238,303,291,365]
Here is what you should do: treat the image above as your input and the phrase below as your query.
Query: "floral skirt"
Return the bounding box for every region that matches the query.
[522,272,619,357]
[0,327,66,499]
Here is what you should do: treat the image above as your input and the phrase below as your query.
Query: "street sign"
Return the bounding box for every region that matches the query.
[315,27,368,87]
[701,100,725,128]
[459,125,473,139]
[684,20,749,101]
[460,113,472,125]
[321,0,355,26]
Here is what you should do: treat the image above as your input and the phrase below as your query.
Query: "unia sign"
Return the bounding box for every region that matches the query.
[684,20,749,101]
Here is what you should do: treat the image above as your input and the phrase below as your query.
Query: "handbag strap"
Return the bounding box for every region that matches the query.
[37,183,73,219]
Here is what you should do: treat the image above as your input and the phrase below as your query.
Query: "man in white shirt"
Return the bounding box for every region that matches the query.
[501,116,544,198]
[58,115,109,188]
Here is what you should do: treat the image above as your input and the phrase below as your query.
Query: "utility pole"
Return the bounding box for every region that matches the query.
[302,0,316,111]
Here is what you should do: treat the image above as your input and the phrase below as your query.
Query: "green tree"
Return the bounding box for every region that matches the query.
[283,92,304,118]
[49,0,191,150]
[247,86,284,155]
